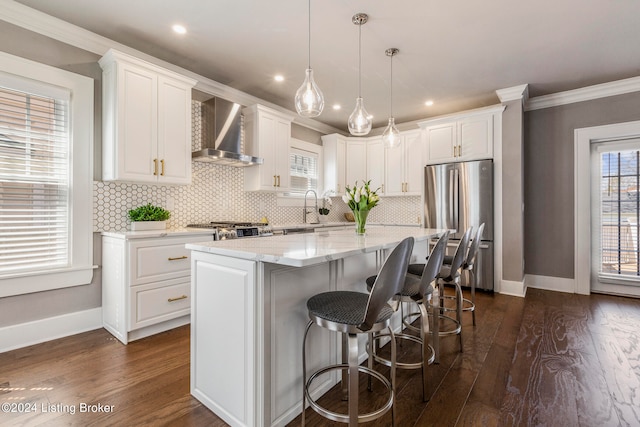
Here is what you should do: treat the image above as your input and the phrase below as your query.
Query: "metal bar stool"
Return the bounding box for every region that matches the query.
[407,227,472,361]
[458,223,485,326]
[365,231,449,401]
[422,224,485,325]
[301,237,414,427]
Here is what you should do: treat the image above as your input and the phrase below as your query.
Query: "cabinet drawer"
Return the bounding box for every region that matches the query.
[130,235,212,285]
[131,279,190,329]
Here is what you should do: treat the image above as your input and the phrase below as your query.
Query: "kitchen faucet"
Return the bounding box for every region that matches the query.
[303,190,319,224]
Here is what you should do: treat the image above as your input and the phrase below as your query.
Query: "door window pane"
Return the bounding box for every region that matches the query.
[600,150,640,277]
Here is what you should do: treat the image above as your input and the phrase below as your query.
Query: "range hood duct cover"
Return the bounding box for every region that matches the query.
[192,97,263,167]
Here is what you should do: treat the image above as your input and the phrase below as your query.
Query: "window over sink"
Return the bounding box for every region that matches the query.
[278,138,323,206]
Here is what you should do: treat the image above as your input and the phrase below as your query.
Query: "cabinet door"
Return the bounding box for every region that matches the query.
[258,113,278,190]
[458,115,492,161]
[366,137,385,195]
[116,64,158,182]
[425,123,456,165]
[385,138,405,196]
[157,76,192,185]
[345,140,367,188]
[322,135,347,195]
[403,131,423,195]
[274,118,291,190]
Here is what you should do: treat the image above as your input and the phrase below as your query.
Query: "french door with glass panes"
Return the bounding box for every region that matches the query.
[591,138,640,296]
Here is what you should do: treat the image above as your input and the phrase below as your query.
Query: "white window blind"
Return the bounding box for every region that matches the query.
[289,147,318,195]
[0,84,71,275]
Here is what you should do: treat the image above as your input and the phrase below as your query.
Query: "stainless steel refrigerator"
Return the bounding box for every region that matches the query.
[424,159,494,291]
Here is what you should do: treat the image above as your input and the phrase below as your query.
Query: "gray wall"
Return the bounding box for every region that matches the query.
[524,91,640,279]
[0,22,103,327]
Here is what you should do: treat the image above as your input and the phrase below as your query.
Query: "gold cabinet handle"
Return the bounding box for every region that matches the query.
[277,175,281,187]
[453,145,456,157]
[161,159,165,176]
[168,255,188,261]
[168,295,187,302]
[458,144,462,157]
[273,175,277,187]
[153,158,158,175]
[381,184,384,193]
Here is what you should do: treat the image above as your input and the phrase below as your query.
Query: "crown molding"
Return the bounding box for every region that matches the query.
[526,76,640,111]
[496,84,529,104]
[0,0,341,135]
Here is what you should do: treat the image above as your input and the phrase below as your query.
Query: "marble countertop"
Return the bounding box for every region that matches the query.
[186,225,445,267]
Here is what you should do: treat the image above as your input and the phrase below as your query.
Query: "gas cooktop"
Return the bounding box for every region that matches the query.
[186,221,273,240]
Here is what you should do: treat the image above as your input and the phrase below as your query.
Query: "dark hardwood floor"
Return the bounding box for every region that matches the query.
[1,288,639,426]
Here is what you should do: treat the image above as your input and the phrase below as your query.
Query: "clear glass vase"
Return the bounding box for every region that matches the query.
[353,208,369,235]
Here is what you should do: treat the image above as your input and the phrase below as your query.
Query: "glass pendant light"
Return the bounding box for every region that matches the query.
[295,0,324,117]
[348,13,372,136]
[382,48,401,149]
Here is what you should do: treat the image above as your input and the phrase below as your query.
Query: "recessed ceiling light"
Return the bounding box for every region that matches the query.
[425,100,434,106]
[333,104,341,110]
[274,75,284,82]
[172,24,187,34]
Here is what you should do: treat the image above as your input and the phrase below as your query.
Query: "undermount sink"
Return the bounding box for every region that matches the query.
[281,227,315,235]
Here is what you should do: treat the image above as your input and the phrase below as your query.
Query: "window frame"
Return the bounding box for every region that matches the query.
[0,51,94,297]
[277,138,323,207]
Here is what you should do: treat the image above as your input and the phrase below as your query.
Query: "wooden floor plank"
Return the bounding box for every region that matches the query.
[1,289,640,427]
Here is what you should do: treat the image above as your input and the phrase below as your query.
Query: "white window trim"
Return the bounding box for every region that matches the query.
[277,138,323,207]
[0,51,94,297]
[575,120,640,295]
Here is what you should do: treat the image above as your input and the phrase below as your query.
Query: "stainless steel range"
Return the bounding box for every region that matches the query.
[187,221,273,240]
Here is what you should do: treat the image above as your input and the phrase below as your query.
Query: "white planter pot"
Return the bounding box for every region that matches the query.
[130,221,166,231]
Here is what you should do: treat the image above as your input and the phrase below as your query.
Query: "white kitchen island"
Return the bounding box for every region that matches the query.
[187,226,444,427]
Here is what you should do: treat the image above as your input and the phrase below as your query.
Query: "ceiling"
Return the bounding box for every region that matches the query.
[12,0,640,133]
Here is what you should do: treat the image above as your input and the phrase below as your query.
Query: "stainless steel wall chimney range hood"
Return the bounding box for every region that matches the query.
[192,97,263,167]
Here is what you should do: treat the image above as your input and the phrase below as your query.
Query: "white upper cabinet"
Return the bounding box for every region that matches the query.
[100,49,196,185]
[322,134,346,195]
[243,104,295,192]
[323,129,423,198]
[366,137,385,195]
[384,130,423,196]
[420,105,504,165]
[345,139,367,189]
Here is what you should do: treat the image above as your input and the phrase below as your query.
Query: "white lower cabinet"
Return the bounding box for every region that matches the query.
[102,232,213,344]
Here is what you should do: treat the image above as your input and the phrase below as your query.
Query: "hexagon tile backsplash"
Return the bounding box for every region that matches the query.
[93,100,422,232]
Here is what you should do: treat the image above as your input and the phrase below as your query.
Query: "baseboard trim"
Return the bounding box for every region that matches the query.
[0,307,102,353]
[499,279,527,297]
[526,274,576,293]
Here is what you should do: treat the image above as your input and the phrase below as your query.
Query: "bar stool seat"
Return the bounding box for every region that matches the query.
[302,237,415,427]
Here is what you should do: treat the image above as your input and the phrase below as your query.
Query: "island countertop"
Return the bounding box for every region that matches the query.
[186,225,444,267]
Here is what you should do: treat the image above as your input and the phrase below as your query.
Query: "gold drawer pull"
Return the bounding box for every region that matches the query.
[168,255,188,261]
[161,159,165,176]
[153,158,158,175]
[168,295,187,302]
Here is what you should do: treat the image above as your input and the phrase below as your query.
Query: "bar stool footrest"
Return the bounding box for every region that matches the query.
[305,363,393,424]
[369,333,435,369]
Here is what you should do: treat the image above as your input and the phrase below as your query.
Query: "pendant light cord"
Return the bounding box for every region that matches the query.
[389,53,393,116]
[358,23,362,97]
[307,0,311,69]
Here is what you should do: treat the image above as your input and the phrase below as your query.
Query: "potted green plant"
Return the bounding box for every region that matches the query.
[128,203,171,231]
